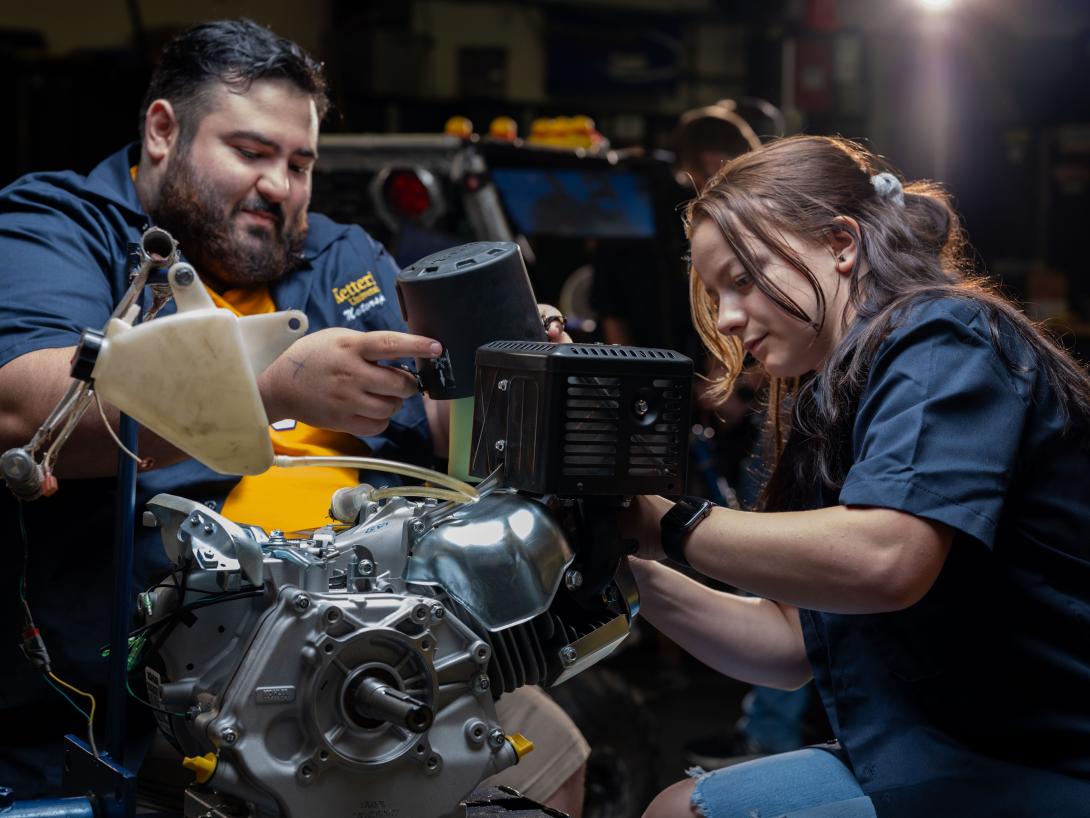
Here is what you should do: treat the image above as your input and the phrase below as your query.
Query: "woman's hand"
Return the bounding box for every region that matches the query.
[538,303,573,343]
[618,494,674,560]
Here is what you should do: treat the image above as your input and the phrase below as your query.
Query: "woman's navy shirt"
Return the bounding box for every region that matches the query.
[801,297,1090,817]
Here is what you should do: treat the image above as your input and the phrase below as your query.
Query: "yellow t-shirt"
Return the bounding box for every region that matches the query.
[132,160,362,533]
[207,286,369,533]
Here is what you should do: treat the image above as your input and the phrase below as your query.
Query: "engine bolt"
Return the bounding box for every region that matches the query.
[292,593,311,612]
[494,439,506,453]
[634,399,649,416]
[497,379,509,392]
[473,674,490,693]
[201,548,216,560]
[358,559,375,576]
[412,603,430,622]
[221,727,238,745]
[465,719,488,745]
[487,728,506,750]
[471,642,491,664]
[410,519,426,535]
[202,523,214,535]
[564,569,583,591]
[559,646,578,667]
[430,604,445,621]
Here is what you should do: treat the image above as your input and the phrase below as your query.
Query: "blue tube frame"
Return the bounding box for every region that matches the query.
[105,413,138,764]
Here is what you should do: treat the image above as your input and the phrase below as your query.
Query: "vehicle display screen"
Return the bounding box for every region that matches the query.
[490,168,657,239]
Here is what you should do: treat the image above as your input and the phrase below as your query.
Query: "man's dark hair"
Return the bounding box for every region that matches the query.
[139,18,329,141]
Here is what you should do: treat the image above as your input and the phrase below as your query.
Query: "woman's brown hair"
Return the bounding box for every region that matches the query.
[684,135,1090,509]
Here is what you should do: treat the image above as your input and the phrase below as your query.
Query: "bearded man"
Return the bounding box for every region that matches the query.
[0,19,587,813]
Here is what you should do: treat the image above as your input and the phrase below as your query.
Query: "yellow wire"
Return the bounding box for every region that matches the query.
[48,671,97,730]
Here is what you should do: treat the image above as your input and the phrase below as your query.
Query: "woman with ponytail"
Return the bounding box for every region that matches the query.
[624,135,1090,818]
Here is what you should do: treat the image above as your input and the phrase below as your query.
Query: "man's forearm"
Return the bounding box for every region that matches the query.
[0,347,188,477]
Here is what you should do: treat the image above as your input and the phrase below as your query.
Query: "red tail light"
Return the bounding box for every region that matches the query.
[384,170,432,220]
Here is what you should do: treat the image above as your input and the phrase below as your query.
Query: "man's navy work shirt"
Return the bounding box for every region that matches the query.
[0,144,430,794]
[802,297,1090,817]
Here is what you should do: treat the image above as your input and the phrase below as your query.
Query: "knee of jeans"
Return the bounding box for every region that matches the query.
[687,767,719,818]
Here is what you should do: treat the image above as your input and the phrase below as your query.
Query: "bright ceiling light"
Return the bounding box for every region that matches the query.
[918,0,955,10]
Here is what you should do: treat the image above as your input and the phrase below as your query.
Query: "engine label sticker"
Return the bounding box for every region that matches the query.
[354,803,398,818]
[255,685,297,704]
[144,666,173,733]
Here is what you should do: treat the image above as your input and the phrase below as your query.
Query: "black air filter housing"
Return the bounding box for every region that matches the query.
[471,342,693,496]
[396,242,545,399]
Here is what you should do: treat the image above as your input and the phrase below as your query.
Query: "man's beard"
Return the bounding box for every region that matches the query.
[149,151,308,288]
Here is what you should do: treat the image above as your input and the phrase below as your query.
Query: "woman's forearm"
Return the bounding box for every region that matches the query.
[630,558,811,690]
[685,504,953,614]
[631,494,953,614]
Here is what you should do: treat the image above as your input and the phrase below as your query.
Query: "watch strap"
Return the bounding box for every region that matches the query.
[661,496,713,567]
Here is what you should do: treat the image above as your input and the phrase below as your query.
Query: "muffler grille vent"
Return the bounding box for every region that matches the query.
[628,379,684,479]
[563,376,620,477]
[472,342,693,495]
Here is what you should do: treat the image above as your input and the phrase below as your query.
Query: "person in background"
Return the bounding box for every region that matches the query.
[591,102,760,352]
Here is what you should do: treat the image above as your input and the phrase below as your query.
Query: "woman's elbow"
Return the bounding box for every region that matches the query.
[777,661,814,691]
[865,536,952,612]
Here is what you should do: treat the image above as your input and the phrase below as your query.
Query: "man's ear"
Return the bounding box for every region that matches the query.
[142,99,180,164]
[829,215,862,276]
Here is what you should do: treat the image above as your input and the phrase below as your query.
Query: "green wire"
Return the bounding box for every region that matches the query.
[126,678,188,718]
[43,672,90,722]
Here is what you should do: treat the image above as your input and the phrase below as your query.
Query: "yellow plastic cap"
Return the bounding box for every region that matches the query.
[182,752,217,784]
[445,116,474,138]
[506,732,535,761]
[489,116,518,140]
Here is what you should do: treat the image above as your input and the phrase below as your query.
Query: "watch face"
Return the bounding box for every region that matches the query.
[664,497,712,531]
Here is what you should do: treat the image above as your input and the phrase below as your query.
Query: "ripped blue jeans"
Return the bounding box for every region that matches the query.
[689,745,877,818]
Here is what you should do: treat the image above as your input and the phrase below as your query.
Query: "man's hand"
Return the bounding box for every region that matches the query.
[258,328,441,437]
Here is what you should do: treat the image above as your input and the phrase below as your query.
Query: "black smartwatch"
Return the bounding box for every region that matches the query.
[660,496,714,567]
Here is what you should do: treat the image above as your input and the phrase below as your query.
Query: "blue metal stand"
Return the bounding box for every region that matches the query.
[61,735,137,818]
[41,412,144,817]
[7,418,145,815]
[105,414,139,763]
[0,787,94,818]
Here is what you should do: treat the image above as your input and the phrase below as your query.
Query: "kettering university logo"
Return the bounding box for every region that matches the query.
[333,272,385,322]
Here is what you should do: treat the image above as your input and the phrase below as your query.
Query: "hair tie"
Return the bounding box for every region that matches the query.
[870,172,905,207]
